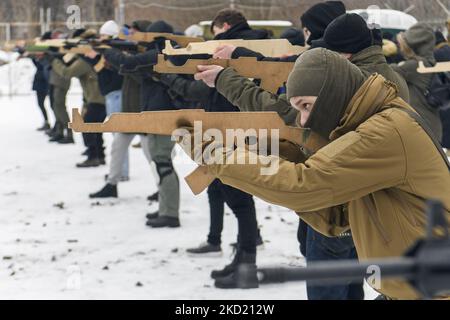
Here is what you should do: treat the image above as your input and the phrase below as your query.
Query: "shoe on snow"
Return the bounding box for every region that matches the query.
[57,136,74,144]
[214,264,259,289]
[146,216,180,228]
[76,158,102,168]
[146,211,159,220]
[211,250,256,279]
[49,134,64,142]
[230,235,264,250]
[187,242,222,257]
[89,183,118,198]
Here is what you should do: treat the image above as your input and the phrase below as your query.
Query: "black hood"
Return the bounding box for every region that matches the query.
[214,22,269,40]
[146,20,174,34]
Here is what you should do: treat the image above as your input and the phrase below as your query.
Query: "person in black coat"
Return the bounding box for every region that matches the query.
[32,54,51,131]
[434,31,450,153]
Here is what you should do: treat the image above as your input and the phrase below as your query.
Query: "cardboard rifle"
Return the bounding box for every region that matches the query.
[154,54,294,94]
[417,61,450,73]
[163,39,307,57]
[69,108,327,195]
[118,31,204,48]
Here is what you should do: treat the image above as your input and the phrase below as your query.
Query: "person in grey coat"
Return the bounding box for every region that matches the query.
[392,23,443,141]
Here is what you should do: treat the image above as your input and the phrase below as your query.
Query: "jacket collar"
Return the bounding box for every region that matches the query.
[330,74,413,140]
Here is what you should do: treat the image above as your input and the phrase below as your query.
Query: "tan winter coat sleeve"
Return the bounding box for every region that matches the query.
[215,68,298,126]
[208,112,406,213]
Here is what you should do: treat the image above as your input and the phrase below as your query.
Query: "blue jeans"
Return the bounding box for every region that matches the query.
[105,90,128,178]
[305,226,364,300]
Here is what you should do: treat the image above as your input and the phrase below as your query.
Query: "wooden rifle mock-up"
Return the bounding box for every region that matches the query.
[69,109,327,195]
[163,39,307,57]
[118,32,204,48]
[154,54,294,94]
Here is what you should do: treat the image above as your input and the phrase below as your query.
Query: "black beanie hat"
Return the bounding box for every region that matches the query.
[41,31,52,40]
[311,13,373,54]
[300,1,346,45]
[280,28,305,46]
[146,20,174,34]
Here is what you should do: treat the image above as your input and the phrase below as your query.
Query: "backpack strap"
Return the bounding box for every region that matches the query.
[399,108,450,171]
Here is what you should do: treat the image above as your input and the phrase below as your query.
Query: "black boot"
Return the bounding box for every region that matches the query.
[146,211,159,220]
[213,250,258,289]
[214,263,259,289]
[89,183,118,198]
[49,133,64,142]
[146,216,180,228]
[211,249,256,280]
[58,129,74,144]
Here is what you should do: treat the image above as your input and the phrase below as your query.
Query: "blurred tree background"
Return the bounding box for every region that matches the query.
[0,0,449,41]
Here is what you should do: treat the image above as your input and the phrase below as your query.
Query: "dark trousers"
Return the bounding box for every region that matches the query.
[441,108,450,148]
[82,103,106,159]
[35,90,48,122]
[48,85,59,128]
[207,180,258,254]
[305,225,364,300]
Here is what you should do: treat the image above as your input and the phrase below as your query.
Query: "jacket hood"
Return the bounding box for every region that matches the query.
[287,48,365,140]
[350,46,387,76]
[146,20,174,34]
[214,22,269,40]
[403,23,436,60]
[330,74,414,141]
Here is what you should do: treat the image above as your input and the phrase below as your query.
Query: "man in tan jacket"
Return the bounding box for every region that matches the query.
[179,48,450,299]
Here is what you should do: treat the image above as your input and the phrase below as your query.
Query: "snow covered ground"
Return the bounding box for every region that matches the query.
[0,91,378,300]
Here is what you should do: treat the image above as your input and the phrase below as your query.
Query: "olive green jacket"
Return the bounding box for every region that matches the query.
[350,46,410,103]
[52,57,105,105]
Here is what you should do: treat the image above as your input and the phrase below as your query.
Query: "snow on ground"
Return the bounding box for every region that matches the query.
[0,94,378,300]
[0,51,82,97]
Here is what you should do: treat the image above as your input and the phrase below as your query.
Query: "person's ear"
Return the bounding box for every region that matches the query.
[223,22,232,31]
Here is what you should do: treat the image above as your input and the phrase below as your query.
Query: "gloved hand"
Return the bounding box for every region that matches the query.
[173,126,233,165]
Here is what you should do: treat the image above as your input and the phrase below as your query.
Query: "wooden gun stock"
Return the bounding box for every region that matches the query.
[418,61,450,73]
[154,54,294,94]
[163,39,307,57]
[118,32,204,48]
[69,108,326,194]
